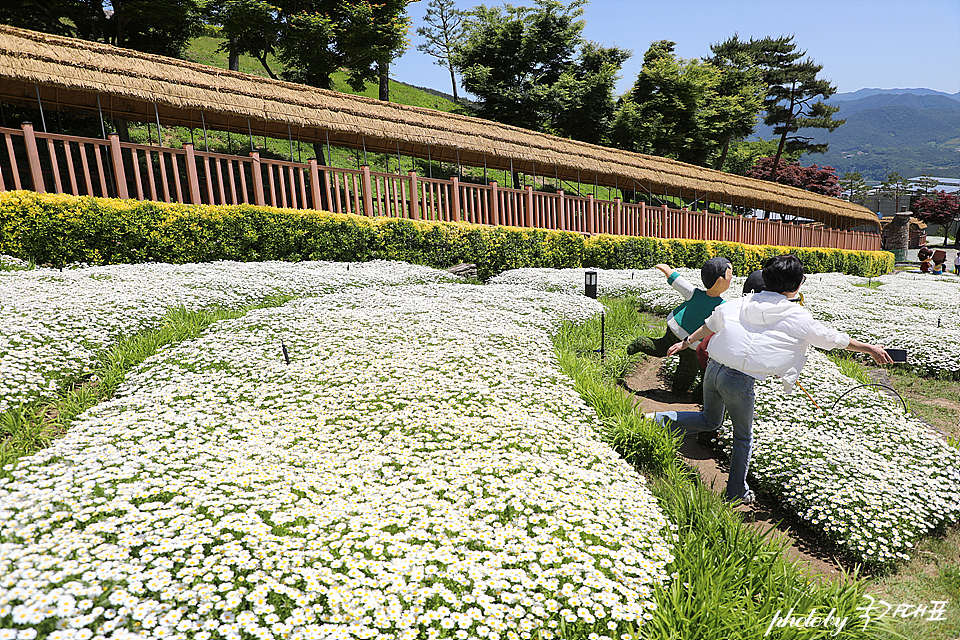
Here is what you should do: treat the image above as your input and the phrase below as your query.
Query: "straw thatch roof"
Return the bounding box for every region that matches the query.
[0,24,880,230]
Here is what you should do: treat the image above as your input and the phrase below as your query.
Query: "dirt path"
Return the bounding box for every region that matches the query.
[624,356,849,579]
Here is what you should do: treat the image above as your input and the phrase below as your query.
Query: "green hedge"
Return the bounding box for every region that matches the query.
[0,191,894,279]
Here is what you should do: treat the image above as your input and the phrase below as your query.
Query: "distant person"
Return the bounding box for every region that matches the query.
[628,257,733,396]
[646,255,893,504]
[953,253,960,274]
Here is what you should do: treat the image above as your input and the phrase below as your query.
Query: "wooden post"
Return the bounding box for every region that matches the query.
[108,134,129,199]
[490,181,499,226]
[250,152,265,205]
[614,197,622,236]
[451,176,461,223]
[361,165,374,217]
[587,194,595,235]
[525,186,534,228]
[21,123,45,193]
[309,159,322,210]
[408,171,419,220]
[639,201,646,237]
[557,190,565,231]
[183,143,201,204]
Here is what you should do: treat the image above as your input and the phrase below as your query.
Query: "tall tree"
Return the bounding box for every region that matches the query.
[452,0,627,145]
[750,35,844,182]
[704,35,766,171]
[214,0,413,92]
[914,191,960,245]
[611,40,747,167]
[879,172,912,213]
[548,41,631,144]
[840,171,870,205]
[416,0,466,102]
[1,0,205,58]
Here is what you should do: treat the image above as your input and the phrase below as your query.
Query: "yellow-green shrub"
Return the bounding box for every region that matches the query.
[0,191,893,279]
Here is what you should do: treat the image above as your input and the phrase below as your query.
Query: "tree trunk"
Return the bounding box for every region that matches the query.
[448,64,459,102]
[714,137,731,171]
[113,118,130,143]
[378,58,390,102]
[229,36,240,72]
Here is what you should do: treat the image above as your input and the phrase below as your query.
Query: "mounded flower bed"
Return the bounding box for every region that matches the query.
[0,261,675,639]
[489,267,960,566]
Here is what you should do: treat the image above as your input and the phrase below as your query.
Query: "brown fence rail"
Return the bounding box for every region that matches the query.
[0,123,881,251]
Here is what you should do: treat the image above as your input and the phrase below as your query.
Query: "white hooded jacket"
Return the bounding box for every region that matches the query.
[704,291,850,393]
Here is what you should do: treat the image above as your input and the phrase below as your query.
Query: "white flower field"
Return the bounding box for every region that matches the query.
[0,260,674,640]
[1,258,959,638]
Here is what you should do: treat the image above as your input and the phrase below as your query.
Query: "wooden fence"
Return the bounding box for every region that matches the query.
[0,123,880,251]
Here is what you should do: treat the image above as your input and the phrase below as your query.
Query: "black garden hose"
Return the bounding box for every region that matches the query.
[830,383,908,414]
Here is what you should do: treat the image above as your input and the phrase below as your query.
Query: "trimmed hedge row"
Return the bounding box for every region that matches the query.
[0,191,894,279]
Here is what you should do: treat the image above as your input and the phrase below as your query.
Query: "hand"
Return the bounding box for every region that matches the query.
[655,263,673,276]
[869,345,894,365]
[666,341,686,357]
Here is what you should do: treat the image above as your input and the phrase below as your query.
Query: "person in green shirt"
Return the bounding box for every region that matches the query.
[628,256,733,396]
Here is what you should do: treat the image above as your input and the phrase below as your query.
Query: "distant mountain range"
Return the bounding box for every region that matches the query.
[752,88,960,182]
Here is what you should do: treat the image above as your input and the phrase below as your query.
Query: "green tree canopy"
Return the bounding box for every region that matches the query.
[209,0,413,92]
[879,172,912,212]
[416,0,467,102]
[751,35,845,181]
[611,40,754,167]
[0,0,205,58]
[451,0,629,145]
[840,171,870,205]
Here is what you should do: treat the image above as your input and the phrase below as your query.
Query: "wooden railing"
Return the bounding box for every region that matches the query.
[0,123,880,252]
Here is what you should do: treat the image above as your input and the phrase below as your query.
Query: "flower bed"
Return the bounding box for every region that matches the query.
[490,267,960,565]
[0,263,675,639]
[0,260,458,413]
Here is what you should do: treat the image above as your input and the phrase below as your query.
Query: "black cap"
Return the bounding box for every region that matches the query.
[742,269,766,294]
[701,257,732,289]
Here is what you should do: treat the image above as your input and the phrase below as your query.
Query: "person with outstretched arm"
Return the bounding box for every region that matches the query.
[646,255,894,504]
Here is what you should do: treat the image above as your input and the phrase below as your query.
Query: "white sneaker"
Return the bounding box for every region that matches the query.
[644,412,657,419]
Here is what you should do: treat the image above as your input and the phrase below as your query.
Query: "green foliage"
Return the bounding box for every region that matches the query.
[452,0,629,145]
[0,0,206,58]
[0,191,893,280]
[840,171,870,205]
[207,0,412,91]
[583,234,894,277]
[612,39,762,167]
[416,0,467,102]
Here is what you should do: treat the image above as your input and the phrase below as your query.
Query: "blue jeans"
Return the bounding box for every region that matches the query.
[651,358,756,502]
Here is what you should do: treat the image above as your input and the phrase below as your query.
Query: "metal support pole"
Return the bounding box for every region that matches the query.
[362,137,367,166]
[201,111,210,152]
[397,141,401,173]
[248,118,254,151]
[35,84,47,133]
[428,147,432,179]
[97,94,107,140]
[154,103,162,145]
[287,123,293,161]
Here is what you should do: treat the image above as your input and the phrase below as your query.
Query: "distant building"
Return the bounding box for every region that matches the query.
[868,176,959,218]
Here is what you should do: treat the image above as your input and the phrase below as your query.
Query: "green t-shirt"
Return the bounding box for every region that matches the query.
[665,271,725,340]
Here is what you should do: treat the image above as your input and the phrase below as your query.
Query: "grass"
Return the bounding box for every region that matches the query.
[0,295,293,477]
[553,299,890,639]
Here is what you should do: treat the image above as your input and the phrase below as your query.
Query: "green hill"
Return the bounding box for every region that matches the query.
[751,93,960,181]
[183,35,460,114]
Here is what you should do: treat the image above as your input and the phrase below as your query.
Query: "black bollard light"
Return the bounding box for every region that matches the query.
[281,341,290,365]
[584,270,597,299]
[583,270,604,359]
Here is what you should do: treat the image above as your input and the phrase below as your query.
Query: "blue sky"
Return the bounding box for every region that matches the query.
[392,0,960,98]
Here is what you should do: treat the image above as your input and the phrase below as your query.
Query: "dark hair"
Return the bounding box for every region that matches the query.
[742,269,766,295]
[701,256,732,289]
[762,255,805,294]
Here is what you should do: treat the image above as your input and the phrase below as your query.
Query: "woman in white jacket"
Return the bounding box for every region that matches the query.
[650,255,893,504]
